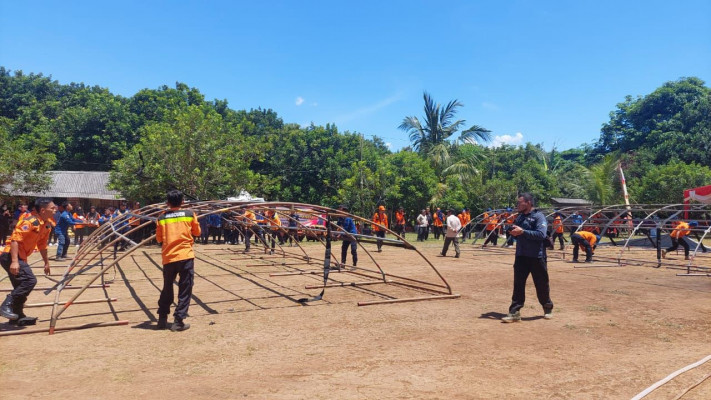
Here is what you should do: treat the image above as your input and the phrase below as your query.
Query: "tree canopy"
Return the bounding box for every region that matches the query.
[1,67,710,216]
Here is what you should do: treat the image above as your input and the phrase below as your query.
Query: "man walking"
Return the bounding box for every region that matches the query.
[502,193,554,322]
[155,190,201,332]
[337,205,358,267]
[1,198,56,326]
[439,209,461,258]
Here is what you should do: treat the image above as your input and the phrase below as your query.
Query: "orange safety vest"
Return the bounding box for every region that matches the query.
[576,231,598,252]
[670,222,690,239]
[372,212,388,232]
[486,214,499,231]
[3,212,52,260]
[553,216,564,234]
[395,211,406,226]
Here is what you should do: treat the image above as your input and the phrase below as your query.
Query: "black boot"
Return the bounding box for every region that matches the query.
[156,315,168,330]
[9,299,37,326]
[170,318,190,332]
[1,295,19,320]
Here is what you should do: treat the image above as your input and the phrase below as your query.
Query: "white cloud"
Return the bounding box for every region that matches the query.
[385,142,392,149]
[489,132,524,148]
[295,96,304,106]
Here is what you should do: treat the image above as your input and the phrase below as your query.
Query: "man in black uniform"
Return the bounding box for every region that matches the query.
[502,193,554,322]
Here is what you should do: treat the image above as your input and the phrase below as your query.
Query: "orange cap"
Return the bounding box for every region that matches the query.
[378,205,385,211]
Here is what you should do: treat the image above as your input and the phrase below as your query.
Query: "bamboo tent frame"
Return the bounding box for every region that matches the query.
[1,201,459,336]
[460,203,711,275]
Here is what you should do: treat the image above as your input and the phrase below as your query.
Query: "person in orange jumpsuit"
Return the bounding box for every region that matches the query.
[155,190,201,331]
[663,220,698,260]
[0,198,56,325]
[570,230,598,263]
[372,205,388,252]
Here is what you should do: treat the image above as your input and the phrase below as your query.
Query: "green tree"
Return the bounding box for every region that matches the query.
[629,160,711,204]
[399,92,491,182]
[0,119,54,195]
[109,106,255,202]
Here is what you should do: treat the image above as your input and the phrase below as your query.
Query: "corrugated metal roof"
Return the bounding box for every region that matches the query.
[11,171,124,200]
[550,197,593,205]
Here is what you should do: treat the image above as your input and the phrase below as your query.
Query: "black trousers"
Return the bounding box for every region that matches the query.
[341,239,357,266]
[483,229,498,246]
[552,232,565,249]
[509,256,553,314]
[0,252,37,305]
[666,237,690,257]
[571,234,592,261]
[158,258,194,320]
[375,230,385,250]
[441,236,460,256]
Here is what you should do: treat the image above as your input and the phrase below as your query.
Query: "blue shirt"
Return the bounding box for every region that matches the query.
[55,210,83,234]
[338,217,357,235]
[513,210,548,258]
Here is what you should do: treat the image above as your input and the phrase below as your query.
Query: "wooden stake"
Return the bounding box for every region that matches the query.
[358,294,461,306]
[25,298,118,308]
[0,320,129,337]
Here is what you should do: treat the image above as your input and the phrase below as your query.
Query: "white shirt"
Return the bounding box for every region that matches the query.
[416,214,428,228]
[446,214,462,238]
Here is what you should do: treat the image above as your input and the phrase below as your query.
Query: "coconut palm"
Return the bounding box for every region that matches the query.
[399,92,491,182]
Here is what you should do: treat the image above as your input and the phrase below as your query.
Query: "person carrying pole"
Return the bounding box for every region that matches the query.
[155,190,201,332]
[0,198,56,326]
[570,230,599,263]
[662,220,697,261]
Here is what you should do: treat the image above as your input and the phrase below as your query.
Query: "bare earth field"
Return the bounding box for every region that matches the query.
[1,240,710,399]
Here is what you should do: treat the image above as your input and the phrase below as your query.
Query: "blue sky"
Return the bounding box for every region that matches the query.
[1,0,709,151]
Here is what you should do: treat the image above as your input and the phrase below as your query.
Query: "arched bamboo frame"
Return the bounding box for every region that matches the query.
[1,201,459,336]
[464,203,710,275]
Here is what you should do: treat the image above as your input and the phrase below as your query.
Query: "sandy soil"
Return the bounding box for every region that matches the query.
[1,240,710,399]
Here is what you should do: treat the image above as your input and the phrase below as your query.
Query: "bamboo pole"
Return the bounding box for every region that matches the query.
[358,294,461,306]
[0,320,129,337]
[304,280,392,289]
[0,285,109,292]
[25,298,118,308]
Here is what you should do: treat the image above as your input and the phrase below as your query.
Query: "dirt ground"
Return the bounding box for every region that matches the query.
[1,239,710,399]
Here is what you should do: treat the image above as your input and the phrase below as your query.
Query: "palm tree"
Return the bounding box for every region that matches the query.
[399,92,491,182]
[586,153,620,205]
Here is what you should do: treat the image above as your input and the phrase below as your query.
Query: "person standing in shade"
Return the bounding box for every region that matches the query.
[502,193,554,323]
[0,198,56,326]
[155,190,201,332]
[337,205,358,267]
[416,209,428,242]
[394,207,406,239]
[372,205,388,252]
[438,209,461,258]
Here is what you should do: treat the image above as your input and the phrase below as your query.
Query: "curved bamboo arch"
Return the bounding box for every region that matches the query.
[1,201,459,336]
[463,203,710,275]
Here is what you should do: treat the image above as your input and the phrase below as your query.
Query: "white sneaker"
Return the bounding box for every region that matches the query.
[544,311,553,320]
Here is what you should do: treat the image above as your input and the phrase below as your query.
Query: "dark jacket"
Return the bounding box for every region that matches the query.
[513,210,548,258]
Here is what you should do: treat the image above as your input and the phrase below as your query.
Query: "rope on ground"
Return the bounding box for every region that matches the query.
[631,354,711,400]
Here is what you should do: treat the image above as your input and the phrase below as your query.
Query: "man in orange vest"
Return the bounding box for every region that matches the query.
[570,231,598,263]
[1,198,56,325]
[551,212,565,250]
[662,220,697,260]
[394,207,406,239]
[155,190,201,331]
[482,211,500,247]
[372,205,388,252]
[433,208,444,240]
